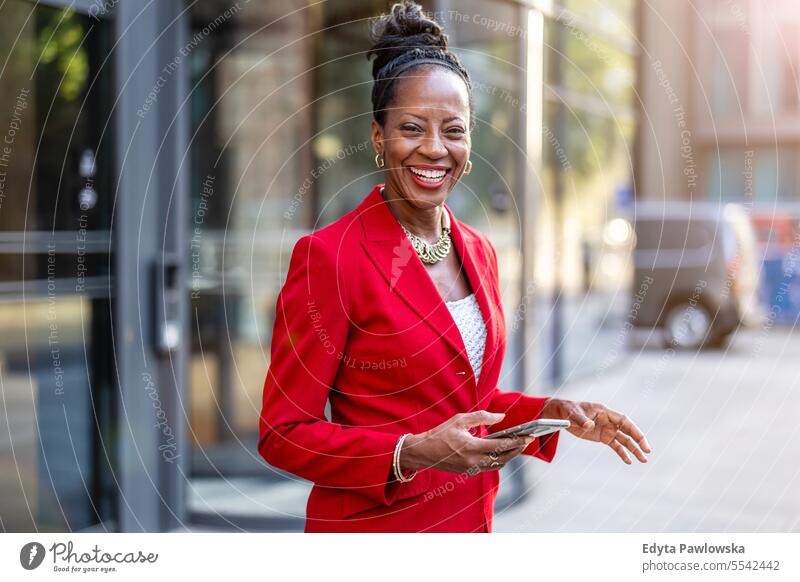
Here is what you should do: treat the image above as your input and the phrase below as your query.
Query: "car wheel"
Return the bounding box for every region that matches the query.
[663,302,713,349]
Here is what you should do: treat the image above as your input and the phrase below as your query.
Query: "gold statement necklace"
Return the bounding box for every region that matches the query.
[381,186,452,264]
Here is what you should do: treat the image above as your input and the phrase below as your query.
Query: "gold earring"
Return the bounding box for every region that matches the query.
[464,160,472,175]
[375,153,385,168]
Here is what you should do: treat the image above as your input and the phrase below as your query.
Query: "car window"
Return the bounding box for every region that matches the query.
[635,219,713,251]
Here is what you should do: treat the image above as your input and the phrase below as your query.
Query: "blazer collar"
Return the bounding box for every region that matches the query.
[357,184,499,394]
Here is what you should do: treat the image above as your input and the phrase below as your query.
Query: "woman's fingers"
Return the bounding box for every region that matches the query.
[496,440,530,462]
[608,437,632,464]
[615,430,648,463]
[474,435,526,454]
[607,408,652,453]
[454,410,506,431]
[477,442,528,471]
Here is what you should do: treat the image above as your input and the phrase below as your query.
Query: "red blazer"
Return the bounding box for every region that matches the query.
[258,184,558,532]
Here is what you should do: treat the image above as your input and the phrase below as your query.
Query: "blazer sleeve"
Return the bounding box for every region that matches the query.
[485,391,559,462]
[482,235,559,462]
[258,234,406,506]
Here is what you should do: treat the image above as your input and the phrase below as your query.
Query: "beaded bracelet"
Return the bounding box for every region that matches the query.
[393,433,417,483]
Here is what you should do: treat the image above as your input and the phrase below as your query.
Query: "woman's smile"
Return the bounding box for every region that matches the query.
[405,164,451,189]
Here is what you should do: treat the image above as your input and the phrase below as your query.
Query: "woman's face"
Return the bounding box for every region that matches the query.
[371,66,471,210]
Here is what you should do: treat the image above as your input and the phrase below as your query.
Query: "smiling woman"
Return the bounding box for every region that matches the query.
[257,0,651,533]
[367,2,473,215]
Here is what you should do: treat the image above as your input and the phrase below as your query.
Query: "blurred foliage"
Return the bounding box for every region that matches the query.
[561,0,633,30]
[37,8,88,101]
[544,1,635,180]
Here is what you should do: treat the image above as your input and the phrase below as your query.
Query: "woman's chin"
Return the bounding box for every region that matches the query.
[403,183,451,207]
[407,192,448,209]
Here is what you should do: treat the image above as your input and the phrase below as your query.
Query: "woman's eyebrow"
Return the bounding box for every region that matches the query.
[403,113,464,123]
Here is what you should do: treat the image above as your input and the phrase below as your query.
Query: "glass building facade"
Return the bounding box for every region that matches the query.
[698,0,800,205]
[0,0,636,532]
[640,0,800,208]
[638,0,800,325]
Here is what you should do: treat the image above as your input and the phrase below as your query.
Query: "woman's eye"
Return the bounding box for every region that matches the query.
[400,124,464,135]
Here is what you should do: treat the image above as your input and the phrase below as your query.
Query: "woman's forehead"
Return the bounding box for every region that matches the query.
[391,67,470,117]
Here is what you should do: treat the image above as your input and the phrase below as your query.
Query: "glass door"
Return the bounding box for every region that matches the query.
[186,0,316,529]
[0,0,116,532]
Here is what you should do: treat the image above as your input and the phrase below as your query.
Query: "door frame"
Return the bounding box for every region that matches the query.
[112,0,190,532]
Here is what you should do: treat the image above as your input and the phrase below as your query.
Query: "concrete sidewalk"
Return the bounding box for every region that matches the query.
[493,328,800,532]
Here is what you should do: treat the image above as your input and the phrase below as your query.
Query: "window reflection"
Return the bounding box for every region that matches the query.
[539,2,636,381]
[0,1,115,532]
[0,297,114,532]
[0,2,113,234]
[187,2,314,486]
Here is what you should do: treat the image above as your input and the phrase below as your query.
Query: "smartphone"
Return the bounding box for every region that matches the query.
[484,419,570,440]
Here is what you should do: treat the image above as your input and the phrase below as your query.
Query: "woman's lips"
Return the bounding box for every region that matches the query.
[405,166,450,189]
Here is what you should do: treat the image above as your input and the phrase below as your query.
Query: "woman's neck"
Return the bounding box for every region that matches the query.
[381,185,444,242]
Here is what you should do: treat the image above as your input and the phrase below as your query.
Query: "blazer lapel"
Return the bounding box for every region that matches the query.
[357,185,499,390]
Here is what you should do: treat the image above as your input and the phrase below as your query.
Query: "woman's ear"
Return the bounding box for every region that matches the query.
[370,119,383,156]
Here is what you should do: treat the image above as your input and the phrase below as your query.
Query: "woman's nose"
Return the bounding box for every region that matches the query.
[418,132,448,159]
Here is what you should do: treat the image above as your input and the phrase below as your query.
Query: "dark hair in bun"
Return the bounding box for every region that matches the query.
[367,1,474,130]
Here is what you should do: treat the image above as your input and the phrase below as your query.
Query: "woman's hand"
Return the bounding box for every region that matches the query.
[399,411,532,474]
[542,398,652,464]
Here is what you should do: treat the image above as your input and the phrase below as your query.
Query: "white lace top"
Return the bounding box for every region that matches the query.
[444,293,487,382]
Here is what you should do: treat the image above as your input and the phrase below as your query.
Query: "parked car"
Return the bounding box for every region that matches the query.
[629,202,761,349]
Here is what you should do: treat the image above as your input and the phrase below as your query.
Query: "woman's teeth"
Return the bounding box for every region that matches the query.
[409,167,447,182]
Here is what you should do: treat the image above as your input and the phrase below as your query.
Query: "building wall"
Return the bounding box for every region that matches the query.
[638,0,694,201]
[639,0,800,206]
